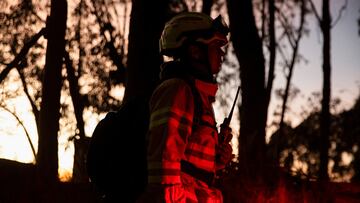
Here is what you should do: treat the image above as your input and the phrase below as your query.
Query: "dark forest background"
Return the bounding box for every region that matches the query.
[0,0,359,202]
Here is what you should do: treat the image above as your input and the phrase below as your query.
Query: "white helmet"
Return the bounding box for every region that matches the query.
[159,12,229,56]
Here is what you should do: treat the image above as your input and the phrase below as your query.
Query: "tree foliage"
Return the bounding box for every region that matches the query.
[269,95,360,182]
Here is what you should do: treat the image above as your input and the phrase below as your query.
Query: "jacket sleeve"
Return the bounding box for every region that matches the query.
[147,79,194,185]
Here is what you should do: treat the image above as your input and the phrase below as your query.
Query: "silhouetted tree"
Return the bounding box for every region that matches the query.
[202,0,214,15]
[37,0,67,185]
[319,0,331,182]
[227,0,267,184]
[277,0,307,162]
[64,51,89,183]
[309,0,332,181]
[124,0,178,101]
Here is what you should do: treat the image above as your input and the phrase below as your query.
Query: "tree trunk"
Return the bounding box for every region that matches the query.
[64,52,89,183]
[122,0,170,195]
[124,0,170,102]
[37,0,67,185]
[227,0,267,183]
[265,0,276,115]
[319,0,331,181]
[278,0,306,164]
[202,0,213,15]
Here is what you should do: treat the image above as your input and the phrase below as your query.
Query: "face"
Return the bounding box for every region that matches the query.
[185,33,227,82]
[207,40,226,75]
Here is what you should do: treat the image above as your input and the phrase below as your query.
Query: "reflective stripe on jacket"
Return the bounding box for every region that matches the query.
[147,78,219,185]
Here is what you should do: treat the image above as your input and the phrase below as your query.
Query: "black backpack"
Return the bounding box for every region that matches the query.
[86,77,201,202]
[86,97,149,203]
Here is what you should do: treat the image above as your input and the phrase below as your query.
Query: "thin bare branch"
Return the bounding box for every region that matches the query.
[16,67,40,123]
[331,0,348,28]
[279,0,306,134]
[31,9,46,23]
[277,12,296,49]
[64,50,86,139]
[0,104,37,163]
[309,0,321,24]
[265,0,276,111]
[275,5,301,48]
[0,28,46,84]
[277,45,291,68]
[261,0,266,40]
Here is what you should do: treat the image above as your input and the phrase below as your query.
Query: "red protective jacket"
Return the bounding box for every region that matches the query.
[141,77,223,203]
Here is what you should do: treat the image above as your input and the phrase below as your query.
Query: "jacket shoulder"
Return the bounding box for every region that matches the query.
[156,78,193,93]
[150,78,194,105]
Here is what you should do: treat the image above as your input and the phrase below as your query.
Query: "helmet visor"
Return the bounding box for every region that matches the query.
[212,15,229,36]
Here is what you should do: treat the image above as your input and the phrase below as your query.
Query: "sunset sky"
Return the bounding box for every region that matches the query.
[264,0,360,136]
[0,0,359,181]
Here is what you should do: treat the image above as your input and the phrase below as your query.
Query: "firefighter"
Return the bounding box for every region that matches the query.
[137,12,234,203]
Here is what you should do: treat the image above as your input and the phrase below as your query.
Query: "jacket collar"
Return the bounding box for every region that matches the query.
[194,79,218,99]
